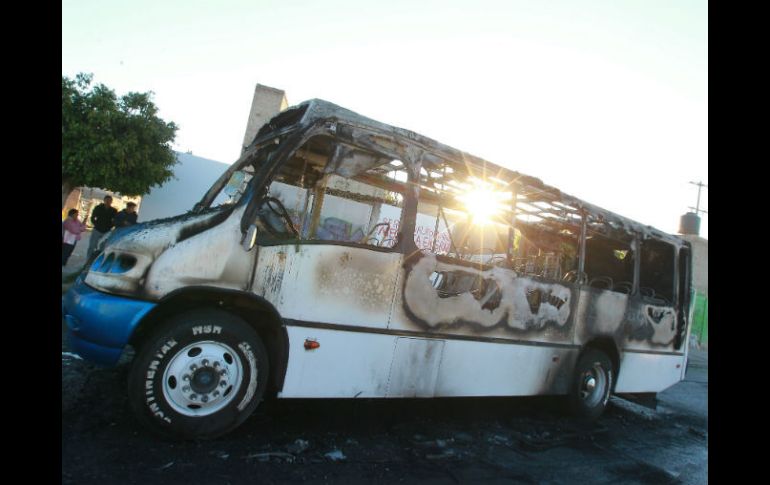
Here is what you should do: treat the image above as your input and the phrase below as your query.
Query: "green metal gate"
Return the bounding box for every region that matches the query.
[690,291,708,347]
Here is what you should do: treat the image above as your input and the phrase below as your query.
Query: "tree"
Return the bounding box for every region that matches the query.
[62,73,179,209]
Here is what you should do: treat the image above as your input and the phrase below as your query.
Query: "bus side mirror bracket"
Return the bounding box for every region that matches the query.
[243,224,258,251]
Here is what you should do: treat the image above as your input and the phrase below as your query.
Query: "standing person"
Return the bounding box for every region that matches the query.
[114,202,138,227]
[62,209,87,266]
[87,195,118,258]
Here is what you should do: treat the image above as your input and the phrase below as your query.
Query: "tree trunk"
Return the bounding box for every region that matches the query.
[62,180,74,211]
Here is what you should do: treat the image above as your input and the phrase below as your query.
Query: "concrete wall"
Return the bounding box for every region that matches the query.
[681,234,707,348]
[62,187,140,227]
[137,152,229,222]
[62,188,82,219]
[681,235,707,297]
[241,84,288,152]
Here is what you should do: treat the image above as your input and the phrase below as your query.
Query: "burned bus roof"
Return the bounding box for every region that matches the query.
[254,98,684,247]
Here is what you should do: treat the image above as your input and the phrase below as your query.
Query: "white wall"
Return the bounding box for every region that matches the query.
[138,152,230,222]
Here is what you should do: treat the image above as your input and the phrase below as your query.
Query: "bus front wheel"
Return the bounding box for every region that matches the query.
[127,309,269,440]
[568,349,613,420]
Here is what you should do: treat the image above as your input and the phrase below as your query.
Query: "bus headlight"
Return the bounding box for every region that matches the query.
[90,252,138,274]
[85,250,152,295]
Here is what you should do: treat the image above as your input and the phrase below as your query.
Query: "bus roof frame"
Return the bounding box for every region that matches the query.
[205,98,684,248]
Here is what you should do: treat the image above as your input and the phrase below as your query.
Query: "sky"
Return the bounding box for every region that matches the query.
[62,0,707,239]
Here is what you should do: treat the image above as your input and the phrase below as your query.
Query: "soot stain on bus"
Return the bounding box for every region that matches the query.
[313,250,397,313]
[401,251,576,337]
[262,251,286,298]
[537,350,578,395]
[579,291,679,350]
[86,204,255,301]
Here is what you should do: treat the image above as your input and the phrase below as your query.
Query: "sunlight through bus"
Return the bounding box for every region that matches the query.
[457,181,512,225]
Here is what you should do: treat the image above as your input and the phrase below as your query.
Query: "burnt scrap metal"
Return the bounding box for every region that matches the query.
[235,99,684,248]
[89,98,689,355]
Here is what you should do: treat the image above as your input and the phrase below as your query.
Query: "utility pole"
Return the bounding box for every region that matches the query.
[688,181,708,216]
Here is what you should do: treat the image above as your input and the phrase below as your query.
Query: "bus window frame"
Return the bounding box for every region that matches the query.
[245,128,412,255]
[637,237,677,307]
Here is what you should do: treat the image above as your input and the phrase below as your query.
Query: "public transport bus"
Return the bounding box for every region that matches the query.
[63,99,693,439]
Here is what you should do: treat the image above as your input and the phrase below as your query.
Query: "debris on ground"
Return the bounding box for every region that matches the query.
[609,397,660,421]
[425,450,456,460]
[286,439,310,454]
[454,432,474,443]
[488,434,511,446]
[324,449,346,461]
[246,451,295,462]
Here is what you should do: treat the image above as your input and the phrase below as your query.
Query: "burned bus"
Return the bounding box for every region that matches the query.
[63,99,693,439]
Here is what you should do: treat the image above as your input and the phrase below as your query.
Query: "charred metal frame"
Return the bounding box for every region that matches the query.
[189,99,688,307]
[192,100,691,352]
[202,99,685,263]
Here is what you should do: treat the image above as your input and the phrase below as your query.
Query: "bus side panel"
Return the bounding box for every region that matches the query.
[615,352,686,393]
[279,325,580,398]
[573,287,681,354]
[573,288,627,347]
[435,340,579,397]
[620,298,679,351]
[387,337,445,397]
[279,326,395,398]
[253,245,401,330]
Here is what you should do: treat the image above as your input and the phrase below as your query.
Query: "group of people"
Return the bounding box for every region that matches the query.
[62,195,138,266]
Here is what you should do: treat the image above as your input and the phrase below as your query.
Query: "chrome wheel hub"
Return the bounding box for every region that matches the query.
[579,364,606,408]
[162,341,243,417]
[585,376,596,392]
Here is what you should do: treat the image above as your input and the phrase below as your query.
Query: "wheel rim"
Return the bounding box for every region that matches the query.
[579,363,607,408]
[162,341,244,417]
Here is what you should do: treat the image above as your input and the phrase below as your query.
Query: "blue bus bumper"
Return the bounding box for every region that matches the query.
[62,279,156,366]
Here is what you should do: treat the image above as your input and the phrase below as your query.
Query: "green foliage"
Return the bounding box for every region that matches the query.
[62,73,178,196]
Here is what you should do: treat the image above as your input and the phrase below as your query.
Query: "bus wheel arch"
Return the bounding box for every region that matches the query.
[581,337,620,388]
[130,288,289,398]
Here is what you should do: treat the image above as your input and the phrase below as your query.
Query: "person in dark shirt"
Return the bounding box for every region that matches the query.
[87,195,118,258]
[114,202,138,227]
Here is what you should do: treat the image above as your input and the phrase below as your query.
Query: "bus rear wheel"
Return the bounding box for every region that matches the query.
[127,309,268,440]
[568,349,613,420]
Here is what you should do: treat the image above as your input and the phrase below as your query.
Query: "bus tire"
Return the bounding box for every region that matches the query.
[568,349,613,420]
[127,309,269,440]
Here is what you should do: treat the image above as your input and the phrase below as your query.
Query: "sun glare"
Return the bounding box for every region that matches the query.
[457,182,512,225]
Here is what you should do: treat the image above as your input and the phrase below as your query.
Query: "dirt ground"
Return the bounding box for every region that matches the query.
[62,319,708,485]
